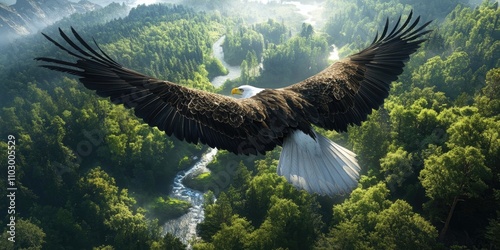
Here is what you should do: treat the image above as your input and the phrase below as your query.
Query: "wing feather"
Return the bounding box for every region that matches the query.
[35,28,291,155]
[283,11,431,131]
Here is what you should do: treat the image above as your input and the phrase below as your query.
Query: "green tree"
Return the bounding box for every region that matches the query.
[348,109,390,172]
[440,1,500,72]
[254,19,289,45]
[485,173,500,248]
[446,112,500,168]
[419,146,491,240]
[198,192,233,241]
[371,200,438,249]
[151,233,186,250]
[0,219,46,250]
[223,27,264,66]
[412,52,472,99]
[245,50,259,77]
[475,68,500,117]
[210,215,253,250]
[317,183,437,249]
[380,147,413,189]
[300,23,314,38]
[260,35,329,87]
[76,167,158,249]
[246,197,302,250]
[240,60,250,83]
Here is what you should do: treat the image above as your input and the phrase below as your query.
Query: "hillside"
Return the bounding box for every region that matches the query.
[0,0,101,45]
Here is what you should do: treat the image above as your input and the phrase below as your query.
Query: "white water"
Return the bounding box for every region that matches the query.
[161,35,241,246]
[329,44,339,61]
[162,148,218,245]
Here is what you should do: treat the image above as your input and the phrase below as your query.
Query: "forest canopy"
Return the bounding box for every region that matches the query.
[0,0,499,249]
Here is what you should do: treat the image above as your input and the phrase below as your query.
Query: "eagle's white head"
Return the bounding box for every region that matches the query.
[231,85,264,99]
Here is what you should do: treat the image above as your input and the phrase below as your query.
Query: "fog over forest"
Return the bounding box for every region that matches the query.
[0,0,499,249]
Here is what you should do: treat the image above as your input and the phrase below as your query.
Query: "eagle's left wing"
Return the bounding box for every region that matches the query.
[283,11,432,132]
[35,28,287,155]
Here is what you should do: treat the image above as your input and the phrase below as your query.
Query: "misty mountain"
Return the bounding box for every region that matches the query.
[0,0,101,46]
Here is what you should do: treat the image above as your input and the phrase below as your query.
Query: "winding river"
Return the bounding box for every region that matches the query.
[161,35,239,245]
[210,35,241,88]
[161,2,339,245]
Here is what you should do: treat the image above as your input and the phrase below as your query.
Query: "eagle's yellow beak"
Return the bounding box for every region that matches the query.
[231,88,243,95]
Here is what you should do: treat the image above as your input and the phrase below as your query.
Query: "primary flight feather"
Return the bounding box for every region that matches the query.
[36,11,431,196]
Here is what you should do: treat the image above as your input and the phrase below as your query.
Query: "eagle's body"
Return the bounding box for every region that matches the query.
[233,85,361,194]
[36,12,431,196]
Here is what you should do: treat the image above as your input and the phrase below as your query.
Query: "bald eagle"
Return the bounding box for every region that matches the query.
[35,12,431,196]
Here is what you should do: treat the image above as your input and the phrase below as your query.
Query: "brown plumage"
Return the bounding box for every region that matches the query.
[35,12,431,195]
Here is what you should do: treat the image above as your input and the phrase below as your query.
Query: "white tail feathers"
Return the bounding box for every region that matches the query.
[277,130,361,196]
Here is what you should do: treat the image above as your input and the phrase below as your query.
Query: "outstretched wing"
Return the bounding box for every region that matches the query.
[283,11,432,132]
[35,28,287,155]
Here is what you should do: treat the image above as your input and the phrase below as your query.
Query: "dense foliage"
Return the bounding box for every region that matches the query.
[0,0,498,249]
[260,26,329,87]
[0,4,228,249]
[194,0,500,249]
[222,27,264,66]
